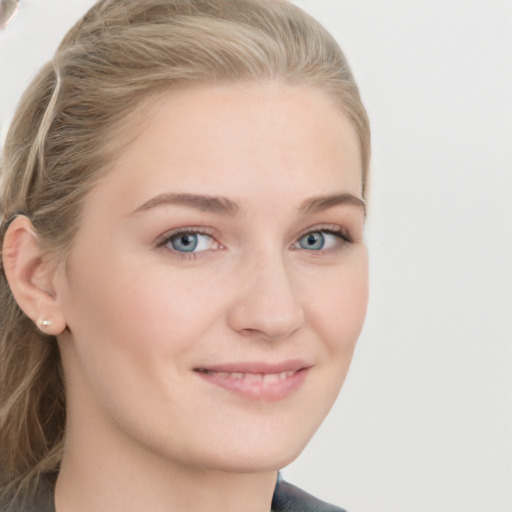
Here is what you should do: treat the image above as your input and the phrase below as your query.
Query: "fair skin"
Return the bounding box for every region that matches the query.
[4,83,368,512]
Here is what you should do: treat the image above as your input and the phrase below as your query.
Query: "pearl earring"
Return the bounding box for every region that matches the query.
[37,318,53,329]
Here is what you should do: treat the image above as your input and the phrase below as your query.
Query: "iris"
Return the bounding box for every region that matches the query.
[170,233,199,252]
[298,232,325,250]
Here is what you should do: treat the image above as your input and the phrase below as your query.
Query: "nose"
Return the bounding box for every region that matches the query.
[226,255,305,341]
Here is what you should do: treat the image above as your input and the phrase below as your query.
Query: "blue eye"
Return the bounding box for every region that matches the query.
[295,229,349,251]
[167,232,215,253]
[170,233,198,252]
[298,232,326,250]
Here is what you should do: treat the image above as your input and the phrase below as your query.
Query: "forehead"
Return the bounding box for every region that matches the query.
[86,83,363,216]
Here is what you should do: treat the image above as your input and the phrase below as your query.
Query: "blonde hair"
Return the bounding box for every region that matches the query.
[0,0,370,506]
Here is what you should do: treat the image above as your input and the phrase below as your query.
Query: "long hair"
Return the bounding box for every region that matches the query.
[0,0,370,507]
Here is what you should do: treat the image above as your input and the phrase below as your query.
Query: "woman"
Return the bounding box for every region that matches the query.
[0,1,370,511]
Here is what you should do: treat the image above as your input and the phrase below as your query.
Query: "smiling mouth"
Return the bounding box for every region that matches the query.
[196,368,298,383]
[193,365,310,401]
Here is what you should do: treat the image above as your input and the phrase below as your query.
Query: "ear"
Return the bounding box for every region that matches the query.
[2,215,67,335]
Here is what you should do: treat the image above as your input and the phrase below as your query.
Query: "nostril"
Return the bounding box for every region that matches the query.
[235,310,304,341]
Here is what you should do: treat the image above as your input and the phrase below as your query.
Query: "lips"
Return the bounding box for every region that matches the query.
[193,360,310,401]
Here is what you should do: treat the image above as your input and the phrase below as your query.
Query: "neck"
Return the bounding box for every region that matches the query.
[55,412,277,512]
[56,466,276,512]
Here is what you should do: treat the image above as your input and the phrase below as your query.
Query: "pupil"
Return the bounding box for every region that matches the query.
[307,234,319,246]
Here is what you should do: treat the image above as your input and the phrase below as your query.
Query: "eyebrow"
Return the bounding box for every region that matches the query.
[299,193,366,215]
[132,193,240,216]
[132,191,365,216]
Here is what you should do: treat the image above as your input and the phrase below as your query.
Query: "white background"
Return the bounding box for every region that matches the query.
[1,1,511,511]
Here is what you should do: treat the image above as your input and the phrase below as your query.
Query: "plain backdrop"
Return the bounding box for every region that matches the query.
[1,1,511,511]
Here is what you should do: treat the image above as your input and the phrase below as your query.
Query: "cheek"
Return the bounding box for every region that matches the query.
[59,256,222,425]
[67,271,217,368]
[60,256,236,425]
[308,255,369,357]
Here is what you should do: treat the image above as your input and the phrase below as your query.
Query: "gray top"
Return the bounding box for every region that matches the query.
[272,477,347,512]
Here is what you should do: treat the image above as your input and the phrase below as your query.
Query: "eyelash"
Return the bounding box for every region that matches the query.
[156,224,353,260]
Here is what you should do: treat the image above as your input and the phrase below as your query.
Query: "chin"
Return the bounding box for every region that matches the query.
[198,448,304,475]
[183,426,315,474]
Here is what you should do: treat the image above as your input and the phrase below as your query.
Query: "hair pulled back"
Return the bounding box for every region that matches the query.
[0,0,370,505]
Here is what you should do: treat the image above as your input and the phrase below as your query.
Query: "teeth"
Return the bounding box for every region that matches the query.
[201,370,297,382]
[245,373,264,383]
[263,373,280,384]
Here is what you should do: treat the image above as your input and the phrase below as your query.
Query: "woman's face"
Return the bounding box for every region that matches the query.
[55,83,368,472]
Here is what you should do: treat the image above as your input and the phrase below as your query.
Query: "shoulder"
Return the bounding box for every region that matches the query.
[272,477,347,512]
